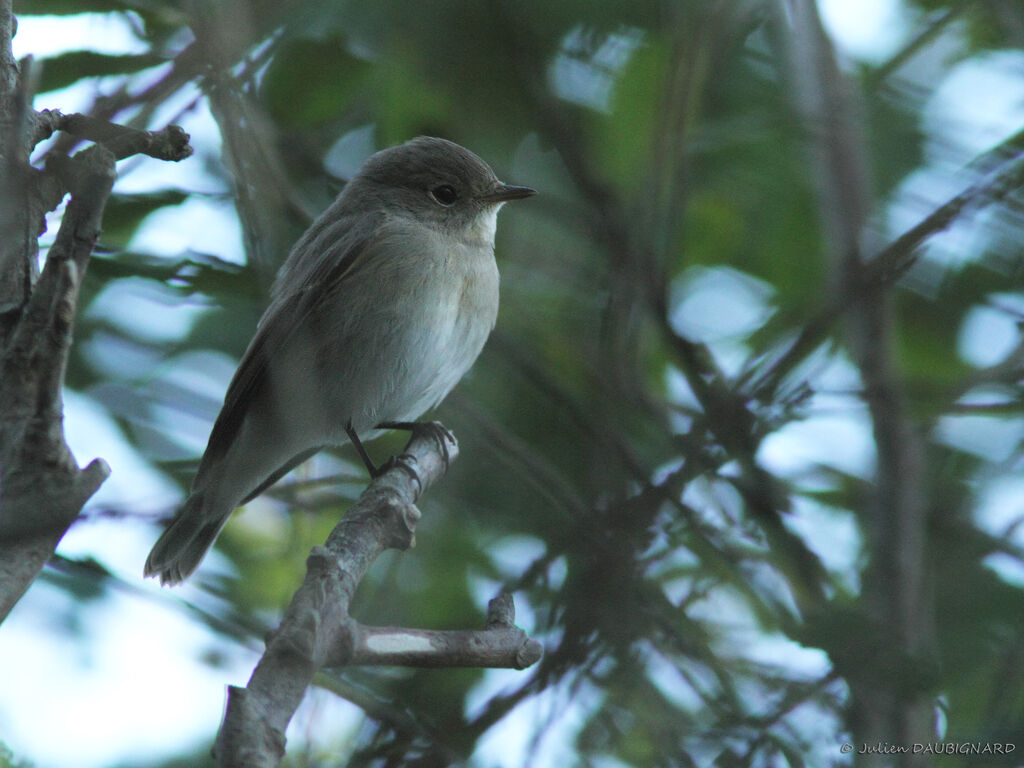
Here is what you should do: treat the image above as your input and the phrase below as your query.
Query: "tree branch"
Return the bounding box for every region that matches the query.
[32,109,193,162]
[0,144,115,621]
[0,4,196,620]
[203,58,313,286]
[774,3,934,763]
[215,428,541,768]
[0,3,34,323]
[345,594,542,669]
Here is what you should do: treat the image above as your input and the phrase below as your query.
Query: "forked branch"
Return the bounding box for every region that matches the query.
[215,429,542,768]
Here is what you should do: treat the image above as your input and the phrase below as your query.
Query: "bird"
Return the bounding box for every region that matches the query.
[144,136,535,585]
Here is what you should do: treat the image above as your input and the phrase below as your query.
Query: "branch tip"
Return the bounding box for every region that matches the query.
[486,592,516,628]
[82,457,111,484]
[516,639,544,669]
[33,110,194,162]
[70,458,110,509]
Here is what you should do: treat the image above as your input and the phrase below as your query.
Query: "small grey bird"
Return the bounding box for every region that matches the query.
[145,136,535,585]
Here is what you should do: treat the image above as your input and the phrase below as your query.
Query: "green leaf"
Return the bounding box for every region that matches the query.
[37,51,165,93]
[595,33,666,188]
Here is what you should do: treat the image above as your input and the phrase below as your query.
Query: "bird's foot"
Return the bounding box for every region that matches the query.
[369,454,420,487]
[347,420,455,481]
[377,420,455,469]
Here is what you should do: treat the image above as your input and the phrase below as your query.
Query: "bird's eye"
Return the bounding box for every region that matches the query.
[430,184,458,206]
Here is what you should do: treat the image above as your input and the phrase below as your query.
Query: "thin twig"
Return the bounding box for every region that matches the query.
[32,109,193,161]
[744,146,1024,399]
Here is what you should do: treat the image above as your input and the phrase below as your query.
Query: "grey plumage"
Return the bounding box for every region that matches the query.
[145,137,534,585]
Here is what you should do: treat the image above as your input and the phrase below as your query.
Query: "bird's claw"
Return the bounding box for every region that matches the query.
[371,453,421,485]
[377,420,455,469]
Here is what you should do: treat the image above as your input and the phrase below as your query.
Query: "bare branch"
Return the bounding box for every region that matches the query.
[0,144,116,620]
[865,147,1024,285]
[866,6,965,89]
[0,3,34,323]
[31,109,193,162]
[205,69,313,286]
[0,4,196,619]
[344,595,543,669]
[215,429,541,768]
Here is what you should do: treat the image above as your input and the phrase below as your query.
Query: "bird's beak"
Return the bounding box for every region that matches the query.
[483,183,537,203]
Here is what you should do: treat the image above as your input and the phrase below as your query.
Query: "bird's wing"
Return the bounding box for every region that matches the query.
[193,211,384,491]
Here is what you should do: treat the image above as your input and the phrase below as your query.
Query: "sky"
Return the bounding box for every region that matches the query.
[3,1,1024,766]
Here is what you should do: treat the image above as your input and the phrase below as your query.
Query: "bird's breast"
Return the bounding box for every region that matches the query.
[454,244,500,330]
[316,221,500,433]
[426,242,499,368]
[387,240,498,420]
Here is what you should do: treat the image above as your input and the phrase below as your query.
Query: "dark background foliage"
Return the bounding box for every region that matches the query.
[3,0,1024,766]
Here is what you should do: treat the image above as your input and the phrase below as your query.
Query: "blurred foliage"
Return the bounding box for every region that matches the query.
[35,51,166,93]
[0,743,33,768]
[10,0,1024,765]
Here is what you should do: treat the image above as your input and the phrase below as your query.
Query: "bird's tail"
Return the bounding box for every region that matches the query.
[144,493,226,586]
